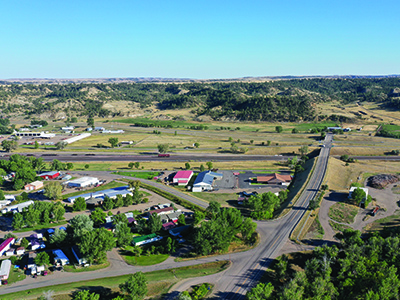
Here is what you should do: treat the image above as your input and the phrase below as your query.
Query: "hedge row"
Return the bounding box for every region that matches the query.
[139,182,206,213]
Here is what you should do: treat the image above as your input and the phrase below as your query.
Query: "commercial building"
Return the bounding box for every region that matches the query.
[67,185,132,203]
[0,260,11,280]
[14,131,55,138]
[192,171,223,192]
[0,238,15,256]
[67,177,99,188]
[64,133,91,144]
[24,180,44,191]
[173,170,194,186]
[38,171,60,180]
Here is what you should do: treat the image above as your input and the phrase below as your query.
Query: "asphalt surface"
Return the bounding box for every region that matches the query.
[0,133,389,298]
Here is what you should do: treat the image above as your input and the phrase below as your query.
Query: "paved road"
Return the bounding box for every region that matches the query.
[0,133,356,298]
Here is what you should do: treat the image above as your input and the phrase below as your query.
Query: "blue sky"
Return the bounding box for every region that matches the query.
[1,0,399,79]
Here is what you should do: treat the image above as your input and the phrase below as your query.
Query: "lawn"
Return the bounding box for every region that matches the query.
[62,181,127,199]
[13,220,67,233]
[112,171,160,180]
[64,261,110,273]
[0,260,230,300]
[120,251,169,266]
[6,267,26,285]
[328,202,359,224]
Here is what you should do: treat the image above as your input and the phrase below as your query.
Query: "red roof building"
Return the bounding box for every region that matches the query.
[173,171,194,186]
[38,171,60,180]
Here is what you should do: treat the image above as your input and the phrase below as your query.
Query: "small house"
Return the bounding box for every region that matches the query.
[148,207,174,216]
[132,234,163,246]
[0,259,11,280]
[53,249,69,266]
[162,222,176,231]
[169,225,190,237]
[5,249,14,256]
[38,171,60,180]
[167,211,183,223]
[24,180,44,191]
[16,247,25,255]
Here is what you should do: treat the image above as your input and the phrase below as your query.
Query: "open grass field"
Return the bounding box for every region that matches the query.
[120,251,169,266]
[71,160,290,172]
[1,261,230,300]
[64,261,110,273]
[328,202,359,224]
[329,220,351,233]
[112,171,160,180]
[325,158,400,191]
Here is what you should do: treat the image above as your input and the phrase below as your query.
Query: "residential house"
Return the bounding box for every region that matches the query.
[162,222,176,231]
[71,245,87,265]
[147,207,174,216]
[169,225,190,237]
[53,249,69,266]
[5,249,14,256]
[167,211,183,223]
[16,247,25,255]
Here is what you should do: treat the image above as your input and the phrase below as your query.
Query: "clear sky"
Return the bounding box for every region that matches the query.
[1,0,399,79]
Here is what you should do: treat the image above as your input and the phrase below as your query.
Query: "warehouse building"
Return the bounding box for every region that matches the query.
[67,177,99,188]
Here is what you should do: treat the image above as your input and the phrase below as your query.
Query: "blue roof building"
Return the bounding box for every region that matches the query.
[192,171,223,191]
[67,185,132,203]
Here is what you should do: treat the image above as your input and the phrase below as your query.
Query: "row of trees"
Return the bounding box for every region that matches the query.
[247,229,400,299]
[246,190,288,220]
[12,201,65,230]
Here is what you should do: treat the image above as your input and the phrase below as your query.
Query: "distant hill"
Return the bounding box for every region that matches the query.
[0,77,399,122]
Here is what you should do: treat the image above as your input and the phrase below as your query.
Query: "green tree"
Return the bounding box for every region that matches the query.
[80,228,115,264]
[20,237,29,249]
[50,228,67,245]
[108,137,119,148]
[12,213,24,230]
[185,162,191,170]
[114,194,124,208]
[1,140,18,152]
[34,141,39,149]
[66,162,74,170]
[246,282,274,300]
[275,126,283,133]
[70,214,94,242]
[176,291,192,300]
[178,214,186,226]
[193,210,205,225]
[90,207,106,225]
[292,128,299,134]
[33,157,46,173]
[199,164,205,172]
[123,194,133,207]
[73,197,87,211]
[119,272,148,300]
[241,218,257,240]
[134,162,140,169]
[55,141,68,150]
[157,143,169,153]
[128,162,134,169]
[194,142,200,148]
[103,195,114,210]
[0,189,5,200]
[207,201,221,218]
[87,117,94,128]
[148,213,162,233]
[51,159,65,171]
[53,205,65,222]
[84,164,90,169]
[35,251,50,266]
[299,145,309,156]
[73,290,100,300]
[115,222,131,247]
[44,181,62,200]
[351,188,366,205]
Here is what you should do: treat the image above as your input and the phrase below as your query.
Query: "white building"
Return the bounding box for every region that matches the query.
[0,260,11,280]
[64,133,91,144]
[1,200,34,214]
[102,130,124,134]
[53,249,69,266]
[349,187,369,200]
[61,126,74,131]
[67,177,99,188]
[14,131,55,138]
